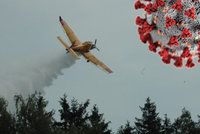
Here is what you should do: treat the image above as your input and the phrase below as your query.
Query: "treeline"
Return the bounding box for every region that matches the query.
[0,93,200,134]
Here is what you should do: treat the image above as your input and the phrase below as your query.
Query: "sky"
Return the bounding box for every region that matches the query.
[0,0,200,131]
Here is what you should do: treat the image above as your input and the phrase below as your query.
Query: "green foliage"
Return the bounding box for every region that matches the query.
[15,93,55,134]
[55,95,112,134]
[0,97,15,134]
[173,108,195,134]
[193,115,200,133]
[55,94,90,133]
[117,122,135,134]
[134,97,162,134]
[87,105,111,134]
[161,114,174,134]
[1,94,200,134]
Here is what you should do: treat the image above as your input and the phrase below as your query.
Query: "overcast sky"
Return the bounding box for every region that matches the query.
[0,0,200,131]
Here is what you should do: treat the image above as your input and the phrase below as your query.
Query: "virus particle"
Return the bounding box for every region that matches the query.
[134,0,200,68]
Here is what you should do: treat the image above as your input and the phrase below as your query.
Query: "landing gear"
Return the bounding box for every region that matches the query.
[87,60,90,62]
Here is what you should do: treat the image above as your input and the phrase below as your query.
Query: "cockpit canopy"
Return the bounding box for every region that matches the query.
[83,41,93,45]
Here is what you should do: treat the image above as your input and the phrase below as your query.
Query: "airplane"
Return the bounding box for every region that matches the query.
[57,16,113,74]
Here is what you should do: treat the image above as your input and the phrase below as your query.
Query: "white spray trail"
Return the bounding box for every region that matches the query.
[0,50,76,108]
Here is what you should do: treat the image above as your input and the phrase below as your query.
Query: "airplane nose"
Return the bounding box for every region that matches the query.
[59,16,62,21]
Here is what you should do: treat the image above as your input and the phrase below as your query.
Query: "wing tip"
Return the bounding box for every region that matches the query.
[109,71,113,74]
[59,16,62,21]
[107,69,113,74]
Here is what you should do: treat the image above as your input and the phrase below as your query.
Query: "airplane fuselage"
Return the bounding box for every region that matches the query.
[71,41,94,53]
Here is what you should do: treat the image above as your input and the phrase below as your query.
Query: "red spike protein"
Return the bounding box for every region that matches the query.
[134,0,200,68]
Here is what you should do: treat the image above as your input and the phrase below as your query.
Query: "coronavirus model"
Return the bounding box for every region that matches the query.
[134,0,200,68]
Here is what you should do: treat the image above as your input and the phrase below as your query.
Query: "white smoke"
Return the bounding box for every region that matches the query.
[0,50,76,108]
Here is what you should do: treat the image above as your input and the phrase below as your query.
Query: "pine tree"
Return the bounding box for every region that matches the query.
[56,94,90,133]
[117,121,135,134]
[191,115,200,134]
[87,105,111,134]
[15,93,55,134]
[0,97,16,134]
[173,108,195,134]
[134,97,162,134]
[161,114,174,134]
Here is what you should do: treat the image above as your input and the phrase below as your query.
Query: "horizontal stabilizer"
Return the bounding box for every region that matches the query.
[57,36,80,59]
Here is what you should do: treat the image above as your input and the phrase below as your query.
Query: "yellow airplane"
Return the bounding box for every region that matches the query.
[57,16,113,74]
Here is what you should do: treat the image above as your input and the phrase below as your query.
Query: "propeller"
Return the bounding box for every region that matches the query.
[96,47,100,51]
[93,39,100,51]
[94,39,97,45]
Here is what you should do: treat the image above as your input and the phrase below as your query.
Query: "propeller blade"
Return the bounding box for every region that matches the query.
[94,39,97,45]
[92,39,99,51]
[96,47,100,51]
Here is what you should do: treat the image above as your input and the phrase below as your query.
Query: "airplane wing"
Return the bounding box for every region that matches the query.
[57,36,80,59]
[59,16,81,46]
[82,52,113,74]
